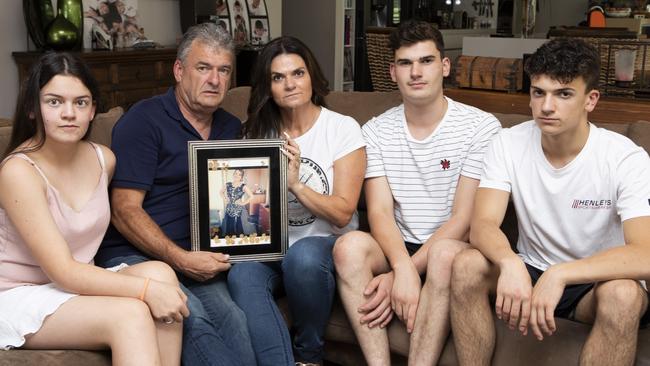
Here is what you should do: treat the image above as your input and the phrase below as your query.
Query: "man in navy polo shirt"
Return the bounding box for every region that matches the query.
[96,23,255,366]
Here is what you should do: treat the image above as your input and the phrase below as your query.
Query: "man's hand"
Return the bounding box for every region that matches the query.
[495,258,532,333]
[176,251,231,281]
[528,266,565,340]
[358,272,394,329]
[391,261,421,333]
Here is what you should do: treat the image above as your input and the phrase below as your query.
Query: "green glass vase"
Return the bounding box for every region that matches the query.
[57,0,84,49]
[45,13,78,50]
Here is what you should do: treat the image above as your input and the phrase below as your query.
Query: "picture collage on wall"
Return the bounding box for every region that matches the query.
[209,0,270,47]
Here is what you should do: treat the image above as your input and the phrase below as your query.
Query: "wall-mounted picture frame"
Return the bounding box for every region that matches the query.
[215,0,228,16]
[189,140,288,262]
[83,0,145,48]
[250,17,270,46]
[229,0,250,46]
[210,15,231,33]
[247,0,268,16]
[180,0,269,47]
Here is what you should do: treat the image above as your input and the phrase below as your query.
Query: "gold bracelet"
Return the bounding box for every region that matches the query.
[138,277,150,301]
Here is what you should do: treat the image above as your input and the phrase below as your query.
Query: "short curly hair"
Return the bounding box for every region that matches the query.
[524,38,600,92]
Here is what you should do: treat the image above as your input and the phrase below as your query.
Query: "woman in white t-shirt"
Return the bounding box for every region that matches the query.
[228,36,366,366]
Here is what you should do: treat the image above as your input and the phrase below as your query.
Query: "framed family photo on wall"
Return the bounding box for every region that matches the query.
[247,0,270,46]
[229,0,250,46]
[188,140,288,262]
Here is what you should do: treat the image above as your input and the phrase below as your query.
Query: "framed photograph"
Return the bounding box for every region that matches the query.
[83,0,145,48]
[210,15,231,33]
[247,0,268,16]
[189,139,288,262]
[215,0,229,16]
[229,0,250,46]
[250,17,270,46]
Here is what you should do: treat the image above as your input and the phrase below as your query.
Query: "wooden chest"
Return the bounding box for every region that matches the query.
[453,56,523,92]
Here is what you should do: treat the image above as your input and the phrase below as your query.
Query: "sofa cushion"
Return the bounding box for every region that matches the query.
[0,126,11,156]
[220,87,404,127]
[221,86,251,122]
[627,120,650,153]
[595,122,630,136]
[88,106,124,147]
[492,112,531,128]
[0,350,110,366]
[325,91,402,126]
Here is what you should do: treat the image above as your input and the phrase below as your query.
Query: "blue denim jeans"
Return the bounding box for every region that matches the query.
[227,236,337,365]
[102,255,255,366]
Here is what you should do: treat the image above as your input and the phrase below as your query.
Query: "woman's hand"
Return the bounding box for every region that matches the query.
[281,132,303,193]
[143,279,190,323]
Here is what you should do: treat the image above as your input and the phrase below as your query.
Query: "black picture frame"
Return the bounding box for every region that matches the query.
[188,139,288,262]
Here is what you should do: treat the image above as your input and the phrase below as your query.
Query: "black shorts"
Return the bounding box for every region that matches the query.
[405,242,420,256]
[526,263,650,327]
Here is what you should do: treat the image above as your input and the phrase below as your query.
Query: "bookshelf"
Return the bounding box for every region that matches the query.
[283,0,356,91]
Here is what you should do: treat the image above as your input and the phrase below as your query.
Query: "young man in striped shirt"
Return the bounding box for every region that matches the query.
[333,19,500,365]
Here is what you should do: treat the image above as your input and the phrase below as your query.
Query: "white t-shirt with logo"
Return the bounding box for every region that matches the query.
[363,98,501,244]
[288,107,366,246]
[480,120,650,270]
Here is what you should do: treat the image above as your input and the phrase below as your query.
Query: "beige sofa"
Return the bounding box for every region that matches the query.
[2,87,650,365]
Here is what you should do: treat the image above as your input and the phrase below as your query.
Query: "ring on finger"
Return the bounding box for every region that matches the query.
[163,317,173,324]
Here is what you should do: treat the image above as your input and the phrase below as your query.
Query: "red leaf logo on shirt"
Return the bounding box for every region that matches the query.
[441,159,451,170]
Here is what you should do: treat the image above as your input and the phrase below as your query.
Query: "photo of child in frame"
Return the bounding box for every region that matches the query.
[210,16,231,33]
[208,158,271,248]
[229,0,250,46]
[215,0,228,15]
[247,0,267,16]
[250,18,269,45]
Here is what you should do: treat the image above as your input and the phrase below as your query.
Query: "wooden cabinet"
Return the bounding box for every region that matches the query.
[12,48,177,113]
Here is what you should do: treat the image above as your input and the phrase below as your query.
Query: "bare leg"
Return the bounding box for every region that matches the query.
[333,231,393,366]
[450,249,499,366]
[120,261,184,366]
[409,239,468,366]
[24,295,162,366]
[576,280,647,366]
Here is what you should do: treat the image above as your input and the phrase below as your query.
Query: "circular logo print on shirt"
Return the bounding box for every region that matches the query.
[288,157,329,226]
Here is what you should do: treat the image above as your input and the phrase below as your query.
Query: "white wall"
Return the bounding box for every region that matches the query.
[1,0,31,119]
[0,0,282,119]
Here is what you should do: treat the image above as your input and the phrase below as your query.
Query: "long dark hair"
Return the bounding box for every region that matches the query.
[243,36,329,139]
[3,52,100,159]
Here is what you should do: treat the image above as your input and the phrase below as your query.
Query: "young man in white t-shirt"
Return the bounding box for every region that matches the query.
[450,38,650,366]
[333,20,500,365]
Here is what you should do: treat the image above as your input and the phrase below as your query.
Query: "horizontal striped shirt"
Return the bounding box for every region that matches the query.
[363,97,501,244]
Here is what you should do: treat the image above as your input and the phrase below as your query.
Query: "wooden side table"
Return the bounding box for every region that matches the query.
[12,48,178,113]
